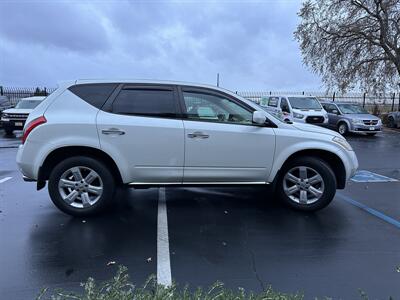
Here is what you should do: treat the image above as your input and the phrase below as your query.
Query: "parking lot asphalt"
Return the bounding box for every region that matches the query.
[0,129,399,299]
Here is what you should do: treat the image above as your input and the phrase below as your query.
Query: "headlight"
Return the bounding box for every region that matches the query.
[332,136,353,151]
[1,113,9,118]
[293,112,304,119]
[377,119,382,125]
[351,118,363,125]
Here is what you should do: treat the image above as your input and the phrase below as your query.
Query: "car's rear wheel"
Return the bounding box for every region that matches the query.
[277,157,337,211]
[337,122,348,135]
[48,156,115,216]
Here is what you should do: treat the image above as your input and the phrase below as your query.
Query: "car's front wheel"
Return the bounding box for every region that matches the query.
[48,156,116,216]
[337,122,348,135]
[277,157,337,211]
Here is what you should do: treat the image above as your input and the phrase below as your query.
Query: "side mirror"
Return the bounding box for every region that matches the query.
[332,109,339,115]
[252,111,267,125]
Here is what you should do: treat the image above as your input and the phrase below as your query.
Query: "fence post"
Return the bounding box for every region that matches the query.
[391,92,395,111]
[302,91,304,95]
[362,92,366,108]
[332,92,336,102]
[0,86,3,96]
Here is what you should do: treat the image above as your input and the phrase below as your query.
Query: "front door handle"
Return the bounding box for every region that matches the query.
[187,131,209,139]
[101,128,125,135]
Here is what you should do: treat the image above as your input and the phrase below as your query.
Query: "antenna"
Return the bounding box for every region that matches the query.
[217,73,220,87]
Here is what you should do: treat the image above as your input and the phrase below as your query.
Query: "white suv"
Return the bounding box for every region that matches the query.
[17,80,358,216]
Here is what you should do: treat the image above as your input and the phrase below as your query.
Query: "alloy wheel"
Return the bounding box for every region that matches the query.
[338,124,347,135]
[58,166,103,209]
[283,166,325,205]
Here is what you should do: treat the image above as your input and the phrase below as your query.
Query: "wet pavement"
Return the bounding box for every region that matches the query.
[0,129,399,299]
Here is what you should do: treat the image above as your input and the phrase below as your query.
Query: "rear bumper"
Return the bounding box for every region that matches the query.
[22,175,36,182]
[16,144,36,180]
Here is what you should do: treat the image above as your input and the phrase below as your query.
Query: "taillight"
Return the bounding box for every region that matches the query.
[22,116,47,144]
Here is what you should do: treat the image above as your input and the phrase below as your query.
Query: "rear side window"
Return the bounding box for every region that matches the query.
[112,89,177,118]
[68,84,118,109]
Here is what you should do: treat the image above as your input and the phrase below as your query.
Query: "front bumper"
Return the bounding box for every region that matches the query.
[350,124,382,133]
[1,119,26,130]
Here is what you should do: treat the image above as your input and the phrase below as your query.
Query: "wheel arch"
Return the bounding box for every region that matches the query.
[272,149,347,189]
[336,118,351,129]
[39,146,124,185]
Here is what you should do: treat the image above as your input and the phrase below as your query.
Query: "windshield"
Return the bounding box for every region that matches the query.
[15,100,41,109]
[288,97,322,109]
[337,104,368,114]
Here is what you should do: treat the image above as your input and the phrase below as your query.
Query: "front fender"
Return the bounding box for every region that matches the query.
[267,139,349,183]
[336,118,352,129]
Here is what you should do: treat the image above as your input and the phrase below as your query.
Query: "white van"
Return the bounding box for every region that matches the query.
[260,95,328,125]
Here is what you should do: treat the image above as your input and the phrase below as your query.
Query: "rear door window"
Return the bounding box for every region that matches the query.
[112,88,177,118]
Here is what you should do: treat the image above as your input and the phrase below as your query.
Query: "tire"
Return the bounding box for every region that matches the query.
[5,128,13,135]
[48,156,116,217]
[337,122,348,135]
[388,117,397,128]
[277,156,337,212]
[366,133,377,136]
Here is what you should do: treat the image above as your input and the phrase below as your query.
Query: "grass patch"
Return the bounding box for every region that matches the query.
[36,265,304,300]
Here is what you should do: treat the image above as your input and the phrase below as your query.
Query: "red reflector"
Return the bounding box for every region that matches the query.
[22,116,47,144]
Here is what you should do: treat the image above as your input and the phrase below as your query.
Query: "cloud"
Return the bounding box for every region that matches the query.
[0,0,322,91]
[0,1,110,53]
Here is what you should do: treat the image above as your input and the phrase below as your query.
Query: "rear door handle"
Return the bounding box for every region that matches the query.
[101,128,125,135]
[187,131,209,139]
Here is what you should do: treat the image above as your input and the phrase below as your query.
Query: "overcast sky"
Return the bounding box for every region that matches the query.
[0,0,322,91]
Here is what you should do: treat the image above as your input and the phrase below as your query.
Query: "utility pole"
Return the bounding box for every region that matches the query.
[217,73,220,87]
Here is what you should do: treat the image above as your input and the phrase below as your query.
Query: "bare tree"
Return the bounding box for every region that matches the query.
[294,0,400,92]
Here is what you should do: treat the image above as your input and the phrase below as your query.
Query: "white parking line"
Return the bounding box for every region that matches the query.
[0,177,12,184]
[157,188,172,286]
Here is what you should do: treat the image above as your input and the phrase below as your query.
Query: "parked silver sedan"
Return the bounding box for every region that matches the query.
[320,102,382,136]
